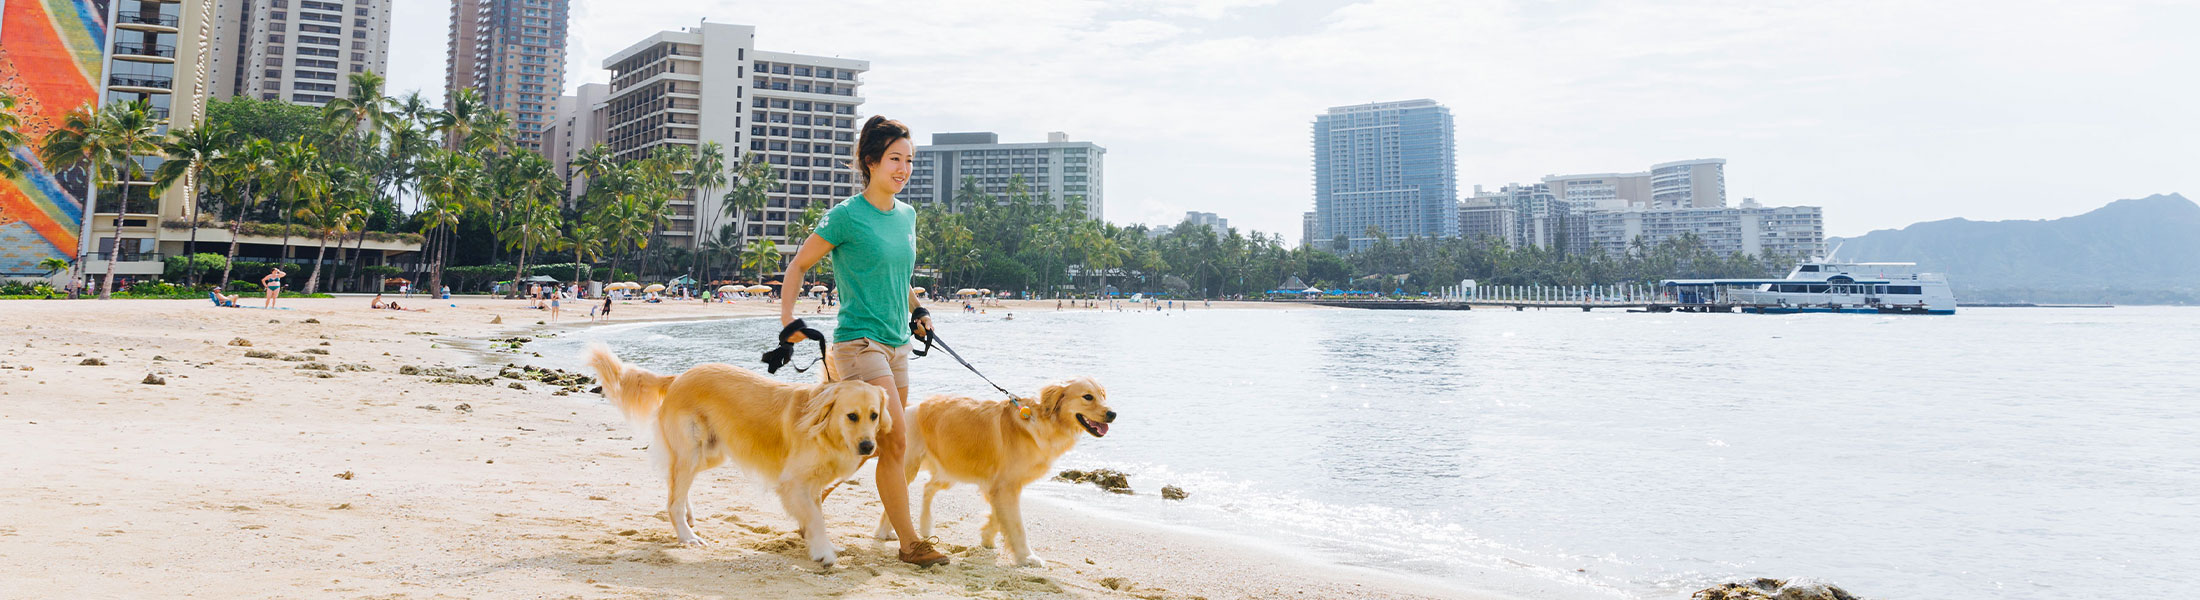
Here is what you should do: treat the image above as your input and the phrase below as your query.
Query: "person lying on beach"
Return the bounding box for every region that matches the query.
[210,291,241,307]
[371,294,386,309]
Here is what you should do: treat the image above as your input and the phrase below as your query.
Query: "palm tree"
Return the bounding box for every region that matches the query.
[742,237,782,280]
[415,151,478,293]
[38,100,163,299]
[686,141,728,245]
[721,154,776,251]
[566,220,605,286]
[0,91,27,179]
[262,139,328,263]
[699,223,739,287]
[298,166,368,294]
[151,121,231,287]
[501,194,561,295]
[323,71,387,140]
[210,138,274,288]
[39,257,72,278]
[432,88,487,150]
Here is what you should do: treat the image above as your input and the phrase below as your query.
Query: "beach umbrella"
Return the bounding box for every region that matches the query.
[810,285,829,293]
[979,288,992,294]
[717,285,738,293]
[911,286,926,292]
[644,284,667,293]
[748,285,772,293]
[956,288,977,296]
[1303,287,1323,294]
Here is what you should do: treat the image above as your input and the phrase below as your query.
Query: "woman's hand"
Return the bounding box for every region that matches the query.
[913,314,934,339]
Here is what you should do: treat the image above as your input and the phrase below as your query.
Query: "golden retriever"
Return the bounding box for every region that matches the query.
[585,344,889,567]
[873,377,1115,567]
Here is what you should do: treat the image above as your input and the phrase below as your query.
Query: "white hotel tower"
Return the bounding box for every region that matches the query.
[591,22,867,249]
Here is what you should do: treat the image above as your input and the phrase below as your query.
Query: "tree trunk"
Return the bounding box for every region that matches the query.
[511,244,529,301]
[280,202,293,264]
[220,218,242,290]
[426,228,445,296]
[305,232,330,294]
[185,190,202,288]
[100,215,122,300]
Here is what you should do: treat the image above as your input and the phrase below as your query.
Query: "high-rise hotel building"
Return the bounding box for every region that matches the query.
[905,132,1106,219]
[444,0,569,151]
[207,0,394,105]
[594,22,866,249]
[1311,99,1458,251]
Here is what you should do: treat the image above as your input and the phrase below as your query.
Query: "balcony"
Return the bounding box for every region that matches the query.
[116,11,180,28]
[112,43,177,60]
[108,74,174,90]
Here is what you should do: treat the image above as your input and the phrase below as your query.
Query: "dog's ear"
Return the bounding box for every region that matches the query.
[1038,382,1067,418]
[872,386,893,434]
[799,384,840,442]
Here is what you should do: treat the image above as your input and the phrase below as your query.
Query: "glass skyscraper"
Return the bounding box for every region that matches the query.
[1311,99,1458,251]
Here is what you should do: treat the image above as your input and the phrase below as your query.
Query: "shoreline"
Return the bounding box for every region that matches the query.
[0,296,1509,600]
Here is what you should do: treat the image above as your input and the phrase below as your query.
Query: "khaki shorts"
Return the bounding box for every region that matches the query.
[829,338,909,389]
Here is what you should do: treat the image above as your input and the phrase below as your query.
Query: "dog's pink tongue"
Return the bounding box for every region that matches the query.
[1092,421,1110,436]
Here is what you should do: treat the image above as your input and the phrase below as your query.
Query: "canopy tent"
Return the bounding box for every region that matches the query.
[668,275,697,285]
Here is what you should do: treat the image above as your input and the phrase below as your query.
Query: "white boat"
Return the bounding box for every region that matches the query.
[1662,261,1958,314]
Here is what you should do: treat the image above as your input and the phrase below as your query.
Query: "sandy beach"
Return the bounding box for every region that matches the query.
[0,294,1498,599]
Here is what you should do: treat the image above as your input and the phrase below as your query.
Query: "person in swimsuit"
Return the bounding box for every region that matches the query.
[262,268,285,308]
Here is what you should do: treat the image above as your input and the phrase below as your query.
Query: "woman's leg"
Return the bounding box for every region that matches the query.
[869,376,919,550]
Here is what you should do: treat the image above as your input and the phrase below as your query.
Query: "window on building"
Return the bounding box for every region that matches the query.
[271,10,288,19]
[268,34,286,43]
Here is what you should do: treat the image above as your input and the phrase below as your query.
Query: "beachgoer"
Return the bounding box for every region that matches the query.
[262,268,285,308]
[600,296,612,321]
[371,294,385,309]
[549,290,562,322]
[777,115,947,568]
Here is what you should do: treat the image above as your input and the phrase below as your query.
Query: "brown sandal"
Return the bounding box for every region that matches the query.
[899,538,951,568]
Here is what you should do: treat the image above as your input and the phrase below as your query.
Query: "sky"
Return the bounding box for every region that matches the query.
[384,0,2200,241]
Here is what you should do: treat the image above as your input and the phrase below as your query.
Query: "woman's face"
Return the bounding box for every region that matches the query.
[869,137,915,194]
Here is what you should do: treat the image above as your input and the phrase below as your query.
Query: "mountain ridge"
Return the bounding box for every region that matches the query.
[1830,193,2198,304]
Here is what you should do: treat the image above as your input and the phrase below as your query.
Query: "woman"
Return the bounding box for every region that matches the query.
[262,268,285,308]
[778,116,948,568]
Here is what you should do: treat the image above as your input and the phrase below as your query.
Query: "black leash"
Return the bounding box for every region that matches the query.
[907,307,1030,420]
[761,318,829,374]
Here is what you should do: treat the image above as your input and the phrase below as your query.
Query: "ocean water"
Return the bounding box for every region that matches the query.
[525,306,2200,600]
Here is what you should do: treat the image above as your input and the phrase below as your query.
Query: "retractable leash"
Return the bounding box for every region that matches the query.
[908,307,1032,420]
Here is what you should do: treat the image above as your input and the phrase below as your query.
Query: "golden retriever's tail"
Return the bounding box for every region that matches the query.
[585,344,673,425]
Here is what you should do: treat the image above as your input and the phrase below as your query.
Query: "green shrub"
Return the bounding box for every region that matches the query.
[162,253,229,281]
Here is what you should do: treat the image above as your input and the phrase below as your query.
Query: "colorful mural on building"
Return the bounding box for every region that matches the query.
[1,0,108,276]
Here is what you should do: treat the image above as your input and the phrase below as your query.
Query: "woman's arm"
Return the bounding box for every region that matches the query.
[780,233,835,333]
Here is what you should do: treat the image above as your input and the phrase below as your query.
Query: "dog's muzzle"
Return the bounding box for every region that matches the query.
[858,440,875,456]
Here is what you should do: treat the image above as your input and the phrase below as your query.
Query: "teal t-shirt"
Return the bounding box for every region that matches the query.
[814,194,917,346]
